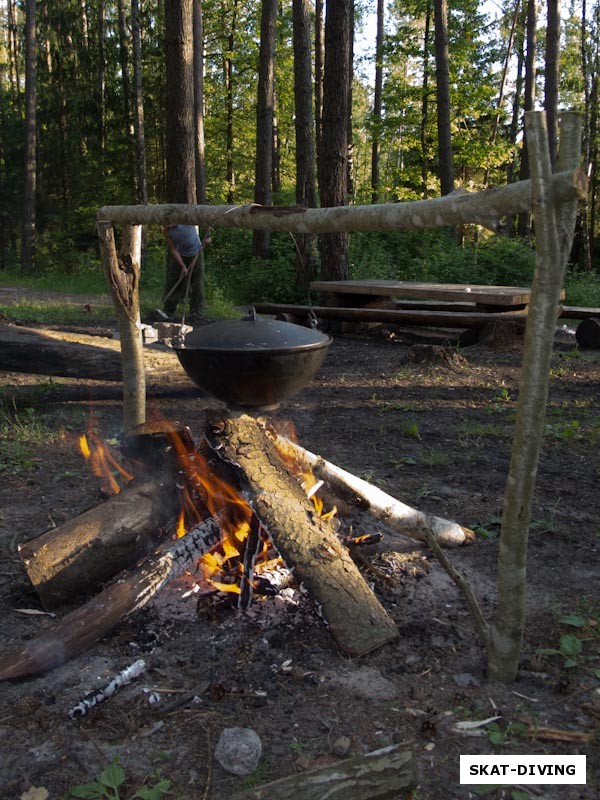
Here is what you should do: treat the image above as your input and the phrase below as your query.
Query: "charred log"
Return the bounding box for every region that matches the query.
[0,515,224,681]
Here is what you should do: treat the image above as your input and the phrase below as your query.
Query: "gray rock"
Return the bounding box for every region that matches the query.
[214,727,262,776]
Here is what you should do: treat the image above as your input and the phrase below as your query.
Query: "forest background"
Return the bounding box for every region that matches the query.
[0,0,599,318]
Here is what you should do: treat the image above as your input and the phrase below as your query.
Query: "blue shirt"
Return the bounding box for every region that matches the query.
[167,225,201,257]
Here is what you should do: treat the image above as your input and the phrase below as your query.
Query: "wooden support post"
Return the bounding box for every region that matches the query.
[97,221,145,431]
[489,111,582,682]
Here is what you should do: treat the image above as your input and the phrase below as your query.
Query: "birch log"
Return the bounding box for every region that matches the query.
[264,427,474,547]
[97,222,145,431]
[97,168,586,233]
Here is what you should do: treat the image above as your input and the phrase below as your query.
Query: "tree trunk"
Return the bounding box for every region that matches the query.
[319,0,352,281]
[253,0,277,258]
[97,1,106,161]
[544,0,560,169]
[21,0,36,275]
[517,0,536,237]
[117,0,135,199]
[370,0,384,204]
[433,0,454,196]
[420,0,432,199]
[131,0,148,206]
[193,0,207,205]
[314,0,324,180]
[293,0,317,290]
[165,0,196,204]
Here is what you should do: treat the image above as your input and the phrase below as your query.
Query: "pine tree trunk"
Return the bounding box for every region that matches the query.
[253,0,277,258]
[292,0,317,289]
[433,0,454,196]
[544,0,560,169]
[420,1,431,198]
[193,0,207,205]
[131,0,148,206]
[21,0,36,275]
[319,0,352,281]
[517,0,537,237]
[314,0,324,179]
[370,0,384,204]
[165,0,196,204]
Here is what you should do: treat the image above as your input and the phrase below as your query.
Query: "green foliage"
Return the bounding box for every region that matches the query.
[537,610,600,674]
[68,760,172,800]
[0,405,65,474]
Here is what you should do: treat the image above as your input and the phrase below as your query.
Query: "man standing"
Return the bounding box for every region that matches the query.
[162,224,211,320]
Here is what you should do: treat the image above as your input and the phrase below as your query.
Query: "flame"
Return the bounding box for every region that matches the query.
[78,431,133,495]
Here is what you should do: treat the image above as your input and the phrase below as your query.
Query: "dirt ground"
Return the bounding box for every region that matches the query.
[0,308,599,800]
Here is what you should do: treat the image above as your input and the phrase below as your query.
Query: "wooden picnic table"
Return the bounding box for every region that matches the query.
[309,280,565,312]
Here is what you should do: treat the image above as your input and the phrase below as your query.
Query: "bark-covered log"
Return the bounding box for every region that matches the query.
[264,427,474,547]
[98,167,586,232]
[251,302,529,329]
[0,516,224,681]
[207,414,398,656]
[19,472,180,610]
[232,744,417,800]
[0,323,123,380]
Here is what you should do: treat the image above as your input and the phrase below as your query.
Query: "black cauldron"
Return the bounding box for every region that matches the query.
[173,310,331,410]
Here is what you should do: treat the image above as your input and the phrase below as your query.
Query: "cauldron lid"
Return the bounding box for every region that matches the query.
[175,310,330,352]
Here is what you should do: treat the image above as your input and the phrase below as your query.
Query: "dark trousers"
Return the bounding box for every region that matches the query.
[163,252,202,317]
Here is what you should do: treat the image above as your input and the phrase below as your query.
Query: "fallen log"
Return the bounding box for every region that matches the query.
[207,414,399,657]
[0,323,123,381]
[232,743,417,800]
[0,515,224,681]
[19,472,180,610]
[264,427,474,547]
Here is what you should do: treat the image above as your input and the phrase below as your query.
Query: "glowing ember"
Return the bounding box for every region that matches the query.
[78,431,133,495]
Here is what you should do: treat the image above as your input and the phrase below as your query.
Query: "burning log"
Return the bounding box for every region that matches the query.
[19,472,180,610]
[232,743,417,800]
[265,427,474,547]
[0,516,224,681]
[206,413,399,657]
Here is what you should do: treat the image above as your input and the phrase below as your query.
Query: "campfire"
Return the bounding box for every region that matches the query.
[1,404,475,683]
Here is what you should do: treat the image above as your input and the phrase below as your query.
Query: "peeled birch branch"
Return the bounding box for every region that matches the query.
[265,428,474,547]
